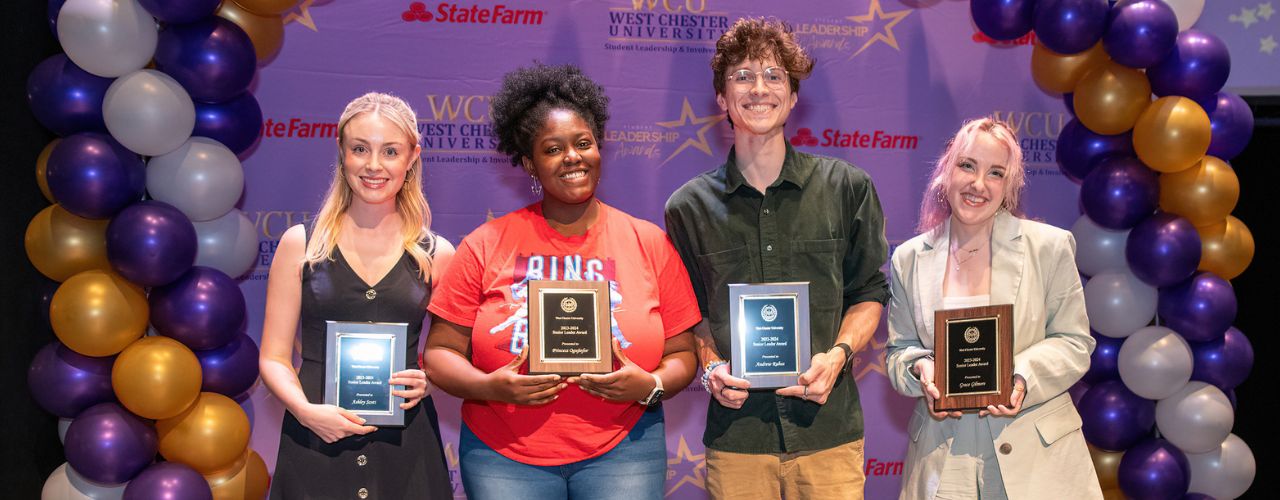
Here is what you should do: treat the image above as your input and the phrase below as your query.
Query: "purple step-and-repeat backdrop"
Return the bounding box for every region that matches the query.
[232,1,1271,498]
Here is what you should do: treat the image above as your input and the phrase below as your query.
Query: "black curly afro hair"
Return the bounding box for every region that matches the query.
[490,63,611,168]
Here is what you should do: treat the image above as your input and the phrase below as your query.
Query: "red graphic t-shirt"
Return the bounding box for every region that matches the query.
[429,201,701,466]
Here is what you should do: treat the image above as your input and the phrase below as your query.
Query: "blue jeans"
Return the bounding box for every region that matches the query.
[459,405,666,500]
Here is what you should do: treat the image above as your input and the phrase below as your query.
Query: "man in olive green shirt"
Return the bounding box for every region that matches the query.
[664,18,889,499]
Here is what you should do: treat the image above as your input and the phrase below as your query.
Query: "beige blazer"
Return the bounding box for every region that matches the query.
[885,211,1102,500]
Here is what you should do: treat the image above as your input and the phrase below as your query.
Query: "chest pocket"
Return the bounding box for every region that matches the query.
[790,239,844,310]
[695,246,751,328]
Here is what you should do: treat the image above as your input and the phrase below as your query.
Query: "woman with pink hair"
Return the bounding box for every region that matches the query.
[885,118,1101,499]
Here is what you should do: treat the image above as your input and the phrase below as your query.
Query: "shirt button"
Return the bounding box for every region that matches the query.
[356,454,368,466]
[365,289,377,300]
[357,487,369,499]
[766,244,774,252]
[763,208,770,215]
[999,443,1012,455]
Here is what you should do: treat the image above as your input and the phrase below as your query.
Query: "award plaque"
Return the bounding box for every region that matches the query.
[528,280,613,375]
[728,282,811,389]
[324,321,407,427]
[933,304,1014,412]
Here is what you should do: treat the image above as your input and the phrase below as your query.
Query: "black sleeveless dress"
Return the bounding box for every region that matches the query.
[270,239,452,499]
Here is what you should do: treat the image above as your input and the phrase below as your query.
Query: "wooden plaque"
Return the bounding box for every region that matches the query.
[933,304,1014,412]
[528,280,613,375]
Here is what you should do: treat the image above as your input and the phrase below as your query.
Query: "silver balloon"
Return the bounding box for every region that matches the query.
[147,138,245,222]
[1163,0,1205,32]
[56,0,157,78]
[1118,326,1193,400]
[1187,433,1255,499]
[193,209,259,278]
[58,417,73,445]
[1084,269,1157,338]
[1072,215,1129,277]
[103,70,195,156]
[42,463,127,500]
[1156,381,1233,454]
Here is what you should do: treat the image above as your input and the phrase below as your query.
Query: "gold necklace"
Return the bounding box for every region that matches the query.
[950,242,987,272]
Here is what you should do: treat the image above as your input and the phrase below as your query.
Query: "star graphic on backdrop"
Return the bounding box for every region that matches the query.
[666,436,707,495]
[1259,2,1275,20]
[852,323,889,380]
[1262,36,1278,54]
[284,0,319,31]
[1231,8,1259,28]
[655,97,725,166]
[846,0,913,58]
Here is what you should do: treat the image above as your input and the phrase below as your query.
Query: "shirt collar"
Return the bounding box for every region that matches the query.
[722,142,814,195]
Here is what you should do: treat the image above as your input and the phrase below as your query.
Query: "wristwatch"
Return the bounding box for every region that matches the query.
[639,373,665,406]
[832,342,854,369]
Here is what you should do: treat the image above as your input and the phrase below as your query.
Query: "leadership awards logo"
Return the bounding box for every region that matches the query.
[401,2,545,25]
[788,127,919,151]
[794,0,912,59]
[605,0,730,53]
[605,97,725,165]
[420,94,506,166]
[990,110,1068,177]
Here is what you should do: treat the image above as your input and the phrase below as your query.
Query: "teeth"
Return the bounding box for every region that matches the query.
[561,171,586,179]
[963,194,986,204]
[362,176,387,187]
[747,104,773,112]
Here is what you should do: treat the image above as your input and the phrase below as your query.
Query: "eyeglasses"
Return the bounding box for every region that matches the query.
[726,67,789,90]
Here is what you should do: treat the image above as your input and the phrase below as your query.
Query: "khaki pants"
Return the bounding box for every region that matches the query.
[705,438,866,500]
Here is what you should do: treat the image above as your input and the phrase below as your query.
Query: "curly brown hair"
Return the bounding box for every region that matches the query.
[490,63,610,167]
[711,17,815,97]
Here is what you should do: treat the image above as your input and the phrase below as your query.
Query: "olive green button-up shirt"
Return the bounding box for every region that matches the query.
[664,143,890,453]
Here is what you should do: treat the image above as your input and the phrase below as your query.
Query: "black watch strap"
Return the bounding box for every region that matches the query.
[833,342,854,369]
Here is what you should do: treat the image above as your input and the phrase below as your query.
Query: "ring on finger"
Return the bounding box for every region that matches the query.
[802,385,809,400]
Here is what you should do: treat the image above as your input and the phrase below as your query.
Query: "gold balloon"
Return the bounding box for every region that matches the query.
[112,337,203,420]
[1134,96,1212,173]
[1089,444,1124,491]
[158,393,252,474]
[218,1,285,63]
[206,450,271,500]
[24,204,111,282]
[1159,156,1239,226]
[37,139,59,203]
[1197,216,1255,280]
[1031,42,1109,94]
[50,270,148,357]
[233,0,298,16]
[1102,488,1127,500]
[1073,62,1152,135]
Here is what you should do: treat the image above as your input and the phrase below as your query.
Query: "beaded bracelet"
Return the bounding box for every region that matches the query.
[701,360,729,392]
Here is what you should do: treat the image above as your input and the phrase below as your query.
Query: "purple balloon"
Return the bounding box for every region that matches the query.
[123,462,213,500]
[197,333,261,397]
[1158,272,1237,343]
[1083,331,1123,384]
[1148,30,1231,103]
[155,18,257,103]
[28,342,116,418]
[37,275,58,332]
[1079,380,1155,451]
[1069,380,1091,405]
[1057,119,1134,183]
[26,54,112,136]
[64,403,157,484]
[1125,213,1202,287]
[1034,0,1110,54]
[1190,326,1253,391]
[971,0,1036,40]
[137,0,220,24]
[46,133,146,220]
[194,92,264,155]
[106,201,198,287]
[150,267,246,350]
[1119,438,1191,500]
[1063,92,1076,117]
[1081,156,1159,230]
[1203,92,1255,160]
[48,0,66,33]
[1103,0,1178,68]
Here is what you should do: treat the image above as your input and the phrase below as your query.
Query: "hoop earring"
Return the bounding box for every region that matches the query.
[530,177,542,196]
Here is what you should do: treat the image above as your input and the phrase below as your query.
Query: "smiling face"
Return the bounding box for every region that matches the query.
[716,56,798,138]
[947,132,1010,229]
[522,108,602,206]
[340,111,420,207]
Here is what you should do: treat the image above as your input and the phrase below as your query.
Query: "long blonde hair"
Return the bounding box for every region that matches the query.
[305,92,434,277]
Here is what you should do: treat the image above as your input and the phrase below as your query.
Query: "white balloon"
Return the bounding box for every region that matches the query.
[146,137,245,221]
[58,417,73,445]
[194,209,260,278]
[1118,326,1193,399]
[1187,433,1256,499]
[1156,381,1233,454]
[1084,269,1157,338]
[42,463,127,500]
[103,70,195,156]
[1072,215,1130,277]
[1163,0,1205,32]
[56,0,157,78]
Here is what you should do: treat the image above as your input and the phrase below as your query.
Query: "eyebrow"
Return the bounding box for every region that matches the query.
[957,156,1007,170]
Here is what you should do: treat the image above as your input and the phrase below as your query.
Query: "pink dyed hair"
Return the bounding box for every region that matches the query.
[916,116,1026,234]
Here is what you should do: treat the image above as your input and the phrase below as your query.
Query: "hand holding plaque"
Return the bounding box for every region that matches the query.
[932,304,1014,412]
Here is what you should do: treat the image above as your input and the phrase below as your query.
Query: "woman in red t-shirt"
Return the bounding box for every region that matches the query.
[425,63,700,499]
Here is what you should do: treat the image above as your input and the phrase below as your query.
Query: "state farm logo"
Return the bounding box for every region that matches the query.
[401,2,545,25]
[972,30,1036,46]
[789,127,918,151]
